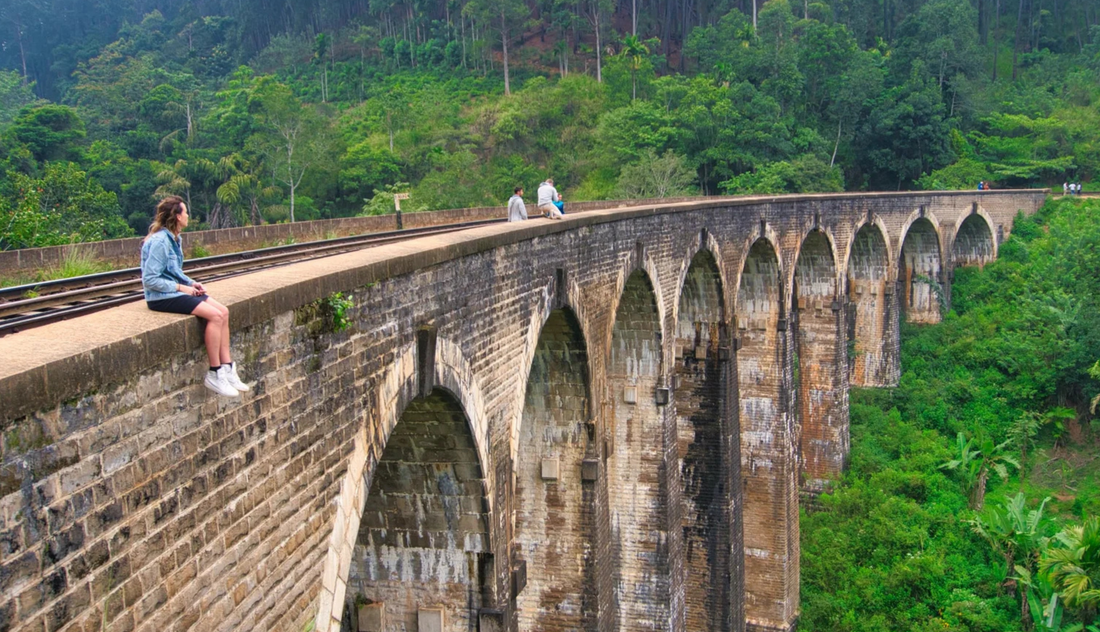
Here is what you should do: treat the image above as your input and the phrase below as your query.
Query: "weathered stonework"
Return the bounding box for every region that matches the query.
[793,230,847,495]
[847,221,896,387]
[0,191,1045,632]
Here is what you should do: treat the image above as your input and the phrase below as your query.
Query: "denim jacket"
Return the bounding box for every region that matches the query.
[140,229,195,301]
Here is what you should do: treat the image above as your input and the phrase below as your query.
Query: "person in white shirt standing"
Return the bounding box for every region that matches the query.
[537,178,563,220]
[507,186,528,222]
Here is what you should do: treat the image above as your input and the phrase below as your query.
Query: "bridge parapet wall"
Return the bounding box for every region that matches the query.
[0,196,712,276]
[0,191,1046,632]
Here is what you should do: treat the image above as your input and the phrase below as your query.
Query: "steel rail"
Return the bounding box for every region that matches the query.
[0,218,503,336]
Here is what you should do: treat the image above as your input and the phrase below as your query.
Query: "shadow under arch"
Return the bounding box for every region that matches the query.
[736,236,799,632]
[846,221,899,387]
[514,306,597,630]
[674,247,742,632]
[954,211,997,268]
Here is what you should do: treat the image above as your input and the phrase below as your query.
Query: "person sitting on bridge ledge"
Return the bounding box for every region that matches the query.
[537,178,563,220]
[507,186,528,222]
[141,195,250,397]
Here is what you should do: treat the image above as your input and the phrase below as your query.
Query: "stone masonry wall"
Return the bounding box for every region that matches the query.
[0,191,1046,632]
[515,309,594,631]
[349,389,489,632]
[793,231,848,493]
[847,223,895,387]
[608,270,669,632]
[736,239,799,632]
[673,251,731,632]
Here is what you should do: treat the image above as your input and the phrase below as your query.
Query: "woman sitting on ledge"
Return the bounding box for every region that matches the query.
[140,195,249,397]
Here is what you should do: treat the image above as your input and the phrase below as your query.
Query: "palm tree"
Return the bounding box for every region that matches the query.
[1040,516,1100,625]
[620,35,649,101]
[155,158,217,223]
[215,155,281,226]
[942,431,1019,511]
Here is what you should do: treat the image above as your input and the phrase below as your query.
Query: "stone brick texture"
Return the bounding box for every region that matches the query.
[607,270,669,632]
[673,250,739,632]
[0,191,1045,632]
[514,309,595,631]
[793,231,848,494]
[847,223,896,387]
[349,390,489,632]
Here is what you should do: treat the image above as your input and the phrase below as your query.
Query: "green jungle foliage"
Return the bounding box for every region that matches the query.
[801,197,1100,632]
[0,0,1097,248]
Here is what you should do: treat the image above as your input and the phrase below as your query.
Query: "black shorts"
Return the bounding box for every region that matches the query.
[147,294,208,315]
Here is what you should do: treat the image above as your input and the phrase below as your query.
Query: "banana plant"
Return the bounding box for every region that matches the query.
[942,431,1019,510]
[972,493,1051,628]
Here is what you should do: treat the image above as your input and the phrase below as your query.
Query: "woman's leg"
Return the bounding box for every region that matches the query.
[192,301,227,368]
[204,298,233,365]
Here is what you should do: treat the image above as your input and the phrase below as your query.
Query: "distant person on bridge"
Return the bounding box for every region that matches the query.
[508,186,528,222]
[141,195,249,397]
[538,178,563,220]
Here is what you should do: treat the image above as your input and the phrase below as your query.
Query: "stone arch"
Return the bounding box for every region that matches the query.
[736,237,799,632]
[847,222,898,386]
[674,248,740,632]
[730,224,785,305]
[673,229,733,326]
[789,226,843,301]
[608,268,669,632]
[348,387,491,631]
[604,247,669,362]
[954,211,997,268]
[898,215,944,324]
[792,230,848,494]
[514,307,597,630]
[315,341,493,632]
[510,274,598,466]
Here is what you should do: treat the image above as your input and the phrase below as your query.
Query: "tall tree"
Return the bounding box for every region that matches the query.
[620,34,650,101]
[248,79,332,222]
[464,0,527,94]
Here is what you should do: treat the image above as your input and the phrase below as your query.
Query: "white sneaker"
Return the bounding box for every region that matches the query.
[225,363,250,392]
[205,368,240,397]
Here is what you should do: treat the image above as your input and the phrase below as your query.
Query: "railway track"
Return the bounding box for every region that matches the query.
[0,218,503,337]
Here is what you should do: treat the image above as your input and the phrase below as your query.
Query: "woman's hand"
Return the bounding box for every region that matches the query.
[178,284,204,296]
[191,282,206,295]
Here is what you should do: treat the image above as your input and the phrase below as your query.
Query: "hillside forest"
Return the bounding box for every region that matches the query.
[0,0,1097,248]
[802,197,1100,632]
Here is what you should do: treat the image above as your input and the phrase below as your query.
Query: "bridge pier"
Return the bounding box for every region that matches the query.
[674,249,742,632]
[848,221,900,387]
[793,230,849,495]
[514,308,596,631]
[607,269,671,632]
[737,238,800,632]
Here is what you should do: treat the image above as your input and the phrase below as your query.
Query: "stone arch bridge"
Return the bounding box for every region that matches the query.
[0,191,1045,632]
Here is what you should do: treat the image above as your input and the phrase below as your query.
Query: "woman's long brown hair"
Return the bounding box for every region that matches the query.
[146,195,186,241]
